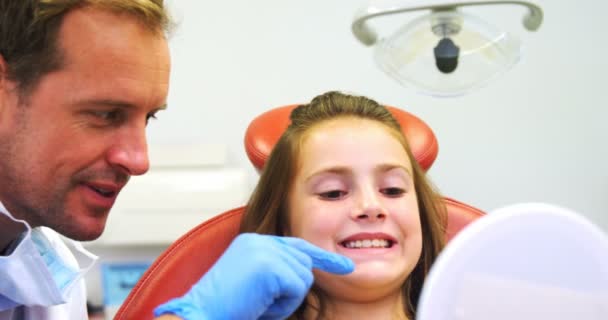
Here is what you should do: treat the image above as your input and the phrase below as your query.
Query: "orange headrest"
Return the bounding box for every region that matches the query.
[244,104,439,172]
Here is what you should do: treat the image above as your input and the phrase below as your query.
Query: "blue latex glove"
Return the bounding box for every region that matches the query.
[153,233,354,320]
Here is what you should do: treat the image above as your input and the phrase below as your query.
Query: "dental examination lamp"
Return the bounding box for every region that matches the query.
[352,0,543,97]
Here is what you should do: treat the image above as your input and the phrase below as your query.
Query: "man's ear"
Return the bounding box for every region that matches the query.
[0,54,7,86]
[0,54,15,93]
[0,55,6,118]
[0,54,17,119]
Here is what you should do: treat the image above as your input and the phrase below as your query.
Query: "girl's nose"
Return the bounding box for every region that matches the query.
[351,188,387,221]
[354,210,387,221]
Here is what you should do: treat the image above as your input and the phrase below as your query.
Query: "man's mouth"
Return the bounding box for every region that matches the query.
[88,185,117,198]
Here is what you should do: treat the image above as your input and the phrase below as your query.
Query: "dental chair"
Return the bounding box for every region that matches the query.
[114,105,485,320]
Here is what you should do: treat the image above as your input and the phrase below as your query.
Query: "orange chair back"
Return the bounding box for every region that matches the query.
[245,104,439,172]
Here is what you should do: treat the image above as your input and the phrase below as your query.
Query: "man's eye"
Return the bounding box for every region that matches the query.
[97,111,115,119]
[319,190,347,200]
[146,112,158,124]
[382,187,405,197]
[91,110,121,122]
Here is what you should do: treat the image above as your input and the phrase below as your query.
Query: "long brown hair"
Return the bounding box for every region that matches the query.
[240,91,446,319]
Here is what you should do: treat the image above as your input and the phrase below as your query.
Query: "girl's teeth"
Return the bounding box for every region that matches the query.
[344,239,390,248]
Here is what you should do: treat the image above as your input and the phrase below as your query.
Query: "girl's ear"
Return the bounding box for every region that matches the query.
[281,225,291,237]
[280,211,292,237]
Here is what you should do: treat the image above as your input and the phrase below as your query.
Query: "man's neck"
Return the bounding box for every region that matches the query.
[0,211,27,254]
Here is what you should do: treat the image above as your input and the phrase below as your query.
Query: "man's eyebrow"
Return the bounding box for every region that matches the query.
[77,99,168,110]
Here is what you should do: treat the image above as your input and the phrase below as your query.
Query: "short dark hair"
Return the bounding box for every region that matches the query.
[0,0,170,97]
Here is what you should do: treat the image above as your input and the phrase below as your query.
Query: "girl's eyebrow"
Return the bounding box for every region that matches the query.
[376,163,412,177]
[305,166,351,183]
[305,163,412,183]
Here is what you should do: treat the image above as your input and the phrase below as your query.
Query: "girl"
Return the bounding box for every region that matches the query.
[240,91,446,319]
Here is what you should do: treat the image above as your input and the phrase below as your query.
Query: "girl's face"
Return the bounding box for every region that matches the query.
[287,118,423,302]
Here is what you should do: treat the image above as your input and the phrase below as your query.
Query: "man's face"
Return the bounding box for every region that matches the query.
[0,6,170,240]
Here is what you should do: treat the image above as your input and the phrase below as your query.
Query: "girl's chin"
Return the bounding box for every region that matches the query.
[353,258,402,271]
[313,273,405,304]
[348,271,400,287]
[345,261,411,287]
[316,266,404,288]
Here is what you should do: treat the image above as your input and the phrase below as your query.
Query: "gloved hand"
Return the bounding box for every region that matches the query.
[153,233,354,320]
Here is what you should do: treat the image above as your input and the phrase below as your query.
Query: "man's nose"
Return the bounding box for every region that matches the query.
[106,126,150,176]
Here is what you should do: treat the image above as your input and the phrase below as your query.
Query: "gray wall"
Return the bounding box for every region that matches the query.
[151,0,607,231]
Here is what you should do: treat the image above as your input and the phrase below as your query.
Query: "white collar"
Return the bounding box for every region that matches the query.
[0,200,98,267]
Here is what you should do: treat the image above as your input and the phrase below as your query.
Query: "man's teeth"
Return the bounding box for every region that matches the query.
[92,186,113,196]
[344,239,390,249]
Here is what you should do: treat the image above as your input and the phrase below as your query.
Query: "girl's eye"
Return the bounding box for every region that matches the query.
[382,187,405,197]
[319,190,347,200]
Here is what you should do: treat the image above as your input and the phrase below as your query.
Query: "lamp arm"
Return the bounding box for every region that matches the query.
[352,0,543,46]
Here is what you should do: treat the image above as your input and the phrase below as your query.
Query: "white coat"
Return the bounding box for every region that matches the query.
[1,203,96,320]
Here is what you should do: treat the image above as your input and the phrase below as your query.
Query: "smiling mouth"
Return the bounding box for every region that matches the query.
[341,239,395,249]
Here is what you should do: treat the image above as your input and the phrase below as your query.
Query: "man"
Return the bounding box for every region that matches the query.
[0,0,170,318]
[0,1,352,319]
